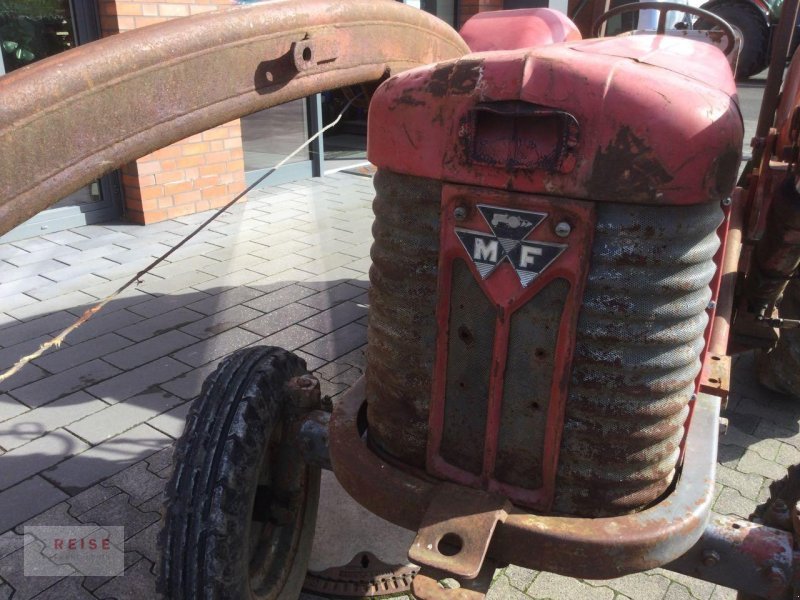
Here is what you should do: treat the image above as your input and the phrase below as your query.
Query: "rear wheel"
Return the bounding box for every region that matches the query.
[698,0,770,80]
[160,346,320,599]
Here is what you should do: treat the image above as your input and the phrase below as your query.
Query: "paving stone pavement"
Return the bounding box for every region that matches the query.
[0,171,792,599]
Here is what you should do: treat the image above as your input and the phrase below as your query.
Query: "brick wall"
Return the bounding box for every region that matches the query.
[458,0,504,28]
[98,1,246,224]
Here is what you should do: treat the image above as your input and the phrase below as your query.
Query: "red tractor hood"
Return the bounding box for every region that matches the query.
[368,35,743,206]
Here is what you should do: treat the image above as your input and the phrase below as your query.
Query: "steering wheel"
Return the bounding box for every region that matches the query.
[592,2,737,55]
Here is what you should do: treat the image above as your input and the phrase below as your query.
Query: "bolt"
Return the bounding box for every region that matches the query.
[707,300,717,310]
[722,197,732,207]
[701,549,720,567]
[766,498,793,531]
[454,207,467,221]
[555,221,571,237]
[288,375,321,409]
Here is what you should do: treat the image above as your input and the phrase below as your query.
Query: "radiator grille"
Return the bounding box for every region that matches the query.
[553,201,722,516]
[366,169,441,468]
[366,170,723,517]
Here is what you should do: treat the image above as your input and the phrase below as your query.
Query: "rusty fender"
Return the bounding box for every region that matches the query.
[329,377,721,579]
[0,0,468,236]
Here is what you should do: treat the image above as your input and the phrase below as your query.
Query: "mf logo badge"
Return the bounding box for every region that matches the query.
[456,205,566,287]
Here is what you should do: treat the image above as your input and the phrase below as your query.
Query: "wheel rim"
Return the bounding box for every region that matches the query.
[247,418,313,599]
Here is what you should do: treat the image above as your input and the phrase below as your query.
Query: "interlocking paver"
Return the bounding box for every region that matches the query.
[65,232,136,252]
[293,349,326,373]
[0,477,67,533]
[115,307,204,343]
[171,327,261,368]
[0,543,66,599]
[0,276,53,299]
[66,484,124,519]
[40,258,120,284]
[248,253,314,278]
[94,557,160,600]
[710,585,737,599]
[714,486,758,518]
[720,423,781,460]
[0,260,68,285]
[301,321,367,361]
[0,429,89,490]
[0,395,29,425]
[776,442,800,467]
[3,245,73,266]
[530,572,617,600]
[158,362,217,400]
[81,548,143,594]
[29,576,95,600]
[102,331,198,370]
[737,449,788,480]
[485,574,531,600]
[63,308,142,345]
[177,305,262,340]
[147,401,190,440]
[87,357,191,404]
[259,324,323,353]
[243,283,316,313]
[241,303,318,337]
[185,285,264,315]
[26,273,111,302]
[9,360,121,408]
[66,390,183,445]
[101,462,165,508]
[136,270,215,295]
[714,464,764,500]
[76,493,159,538]
[144,446,174,476]
[0,364,48,396]
[653,568,716,600]
[124,523,159,571]
[32,333,131,374]
[297,282,365,310]
[43,424,172,493]
[0,531,25,561]
[124,289,208,319]
[0,312,76,349]
[300,301,368,334]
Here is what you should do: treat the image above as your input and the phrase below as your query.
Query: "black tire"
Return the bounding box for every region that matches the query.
[160,346,321,600]
[698,0,770,80]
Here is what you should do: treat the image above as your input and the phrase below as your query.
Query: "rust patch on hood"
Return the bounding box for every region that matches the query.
[588,126,673,202]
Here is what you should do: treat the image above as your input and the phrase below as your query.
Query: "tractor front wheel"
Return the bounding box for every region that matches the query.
[159,346,320,600]
[698,0,770,80]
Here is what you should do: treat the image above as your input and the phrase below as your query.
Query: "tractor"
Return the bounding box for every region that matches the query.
[3,0,800,598]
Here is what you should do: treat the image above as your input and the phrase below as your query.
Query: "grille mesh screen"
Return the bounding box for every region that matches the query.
[366,170,723,516]
[553,201,723,516]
